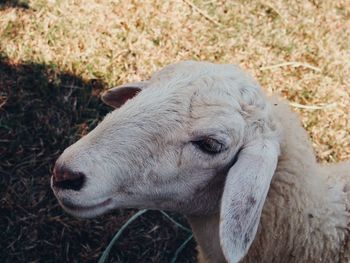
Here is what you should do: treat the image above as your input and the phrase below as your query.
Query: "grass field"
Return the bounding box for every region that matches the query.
[1,0,349,262]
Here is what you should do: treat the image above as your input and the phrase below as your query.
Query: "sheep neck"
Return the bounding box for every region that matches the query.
[186,161,350,263]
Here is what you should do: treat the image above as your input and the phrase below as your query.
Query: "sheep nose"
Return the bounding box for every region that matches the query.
[52,165,85,191]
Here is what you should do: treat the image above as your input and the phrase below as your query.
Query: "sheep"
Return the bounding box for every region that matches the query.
[51,61,350,263]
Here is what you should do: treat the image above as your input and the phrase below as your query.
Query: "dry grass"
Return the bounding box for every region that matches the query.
[1,0,349,161]
[0,0,349,262]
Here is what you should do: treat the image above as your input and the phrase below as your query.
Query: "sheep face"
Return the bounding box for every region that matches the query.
[52,61,249,218]
[52,61,280,263]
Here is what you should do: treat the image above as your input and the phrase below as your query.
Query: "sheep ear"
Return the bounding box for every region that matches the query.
[101,81,148,108]
[219,139,279,263]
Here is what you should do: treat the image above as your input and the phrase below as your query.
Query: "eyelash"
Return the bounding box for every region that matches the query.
[192,138,226,154]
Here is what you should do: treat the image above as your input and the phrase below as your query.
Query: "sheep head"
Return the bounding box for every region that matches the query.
[51,61,281,263]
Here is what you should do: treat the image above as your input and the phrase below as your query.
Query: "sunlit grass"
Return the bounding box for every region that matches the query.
[1,0,349,161]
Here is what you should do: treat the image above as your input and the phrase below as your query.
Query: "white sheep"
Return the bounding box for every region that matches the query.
[51,61,350,263]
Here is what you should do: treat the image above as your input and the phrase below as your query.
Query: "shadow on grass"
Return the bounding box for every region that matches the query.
[0,0,30,9]
[0,57,195,263]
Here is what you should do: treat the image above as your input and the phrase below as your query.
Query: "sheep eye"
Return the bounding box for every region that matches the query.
[193,138,225,154]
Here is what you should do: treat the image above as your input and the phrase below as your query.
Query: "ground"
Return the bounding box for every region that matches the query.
[0,0,349,262]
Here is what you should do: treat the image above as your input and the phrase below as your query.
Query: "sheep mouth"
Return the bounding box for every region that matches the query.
[61,198,112,213]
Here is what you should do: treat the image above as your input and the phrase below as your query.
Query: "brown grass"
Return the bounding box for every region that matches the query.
[1,0,349,262]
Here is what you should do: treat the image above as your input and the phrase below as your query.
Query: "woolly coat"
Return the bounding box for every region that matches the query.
[189,97,350,263]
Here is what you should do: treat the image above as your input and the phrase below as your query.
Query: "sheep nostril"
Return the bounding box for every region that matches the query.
[52,165,86,191]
